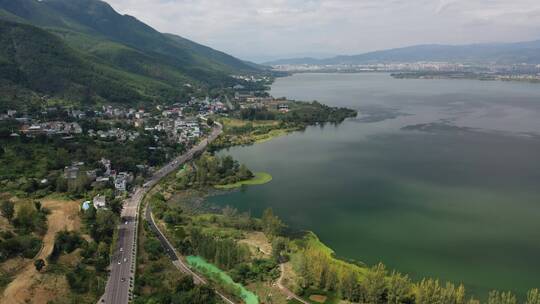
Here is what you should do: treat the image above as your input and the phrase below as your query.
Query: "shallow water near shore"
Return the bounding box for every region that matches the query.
[208,73,540,297]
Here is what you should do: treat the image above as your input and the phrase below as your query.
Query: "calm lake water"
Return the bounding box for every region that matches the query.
[208,73,540,296]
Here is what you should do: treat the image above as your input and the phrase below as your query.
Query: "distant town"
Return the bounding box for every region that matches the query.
[271,62,540,82]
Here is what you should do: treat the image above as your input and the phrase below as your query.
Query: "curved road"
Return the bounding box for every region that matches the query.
[99,123,222,304]
[144,204,236,304]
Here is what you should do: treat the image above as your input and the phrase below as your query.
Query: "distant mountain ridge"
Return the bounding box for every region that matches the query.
[264,40,540,65]
[0,0,262,109]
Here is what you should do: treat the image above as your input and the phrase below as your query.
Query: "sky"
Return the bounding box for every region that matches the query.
[104,0,540,63]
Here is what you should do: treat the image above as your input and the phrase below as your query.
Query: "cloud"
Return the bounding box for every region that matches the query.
[104,0,540,62]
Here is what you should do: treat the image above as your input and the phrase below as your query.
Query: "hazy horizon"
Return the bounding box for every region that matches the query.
[104,0,540,63]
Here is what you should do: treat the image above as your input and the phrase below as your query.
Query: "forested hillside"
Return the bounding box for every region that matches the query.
[0,0,264,109]
[0,20,146,109]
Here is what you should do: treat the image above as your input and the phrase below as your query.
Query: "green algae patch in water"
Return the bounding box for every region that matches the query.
[186,255,259,304]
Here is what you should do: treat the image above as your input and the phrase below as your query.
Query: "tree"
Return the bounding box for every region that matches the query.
[325,268,339,291]
[417,279,446,304]
[527,289,540,304]
[488,290,517,304]
[95,242,110,272]
[144,238,163,260]
[387,271,413,304]
[90,210,117,243]
[261,208,284,238]
[237,164,253,180]
[176,275,195,292]
[13,203,47,235]
[341,270,359,301]
[108,199,123,215]
[271,237,288,262]
[189,285,219,304]
[362,263,388,304]
[34,259,45,271]
[0,200,15,223]
[56,176,68,192]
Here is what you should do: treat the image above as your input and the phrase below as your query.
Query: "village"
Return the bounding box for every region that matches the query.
[0,88,294,211]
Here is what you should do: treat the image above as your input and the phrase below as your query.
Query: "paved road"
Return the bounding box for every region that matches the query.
[99,123,222,304]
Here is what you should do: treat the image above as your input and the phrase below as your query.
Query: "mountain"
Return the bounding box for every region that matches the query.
[0,20,153,109]
[264,40,540,65]
[0,0,262,109]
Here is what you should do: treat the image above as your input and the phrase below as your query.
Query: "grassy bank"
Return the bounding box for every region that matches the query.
[254,128,297,144]
[215,172,273,190]
[210,118,299,150]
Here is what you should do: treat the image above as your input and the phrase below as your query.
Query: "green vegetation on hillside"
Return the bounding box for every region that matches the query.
[0,20,144,109]
[0,0,268,110]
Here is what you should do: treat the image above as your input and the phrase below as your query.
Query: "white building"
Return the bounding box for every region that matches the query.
[114,172,133,192]
[93,195,106,209]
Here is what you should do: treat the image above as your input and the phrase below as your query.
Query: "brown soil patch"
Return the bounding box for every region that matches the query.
[0,257,27,274]
[309,294,328,303]
[239,231,272,257]
[280,262,302,293]
[1,199,80,304]
[0,216,10,232]
[248,281,290,304]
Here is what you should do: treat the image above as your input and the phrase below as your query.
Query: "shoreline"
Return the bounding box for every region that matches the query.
[275,70,540,84]
[214,172,273,190]
[205,116,371,270]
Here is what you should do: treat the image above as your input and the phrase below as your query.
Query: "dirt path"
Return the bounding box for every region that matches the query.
[276,263,311,304]
[1,199,80,304]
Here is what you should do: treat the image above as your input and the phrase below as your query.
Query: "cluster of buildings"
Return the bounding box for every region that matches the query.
[150,115,203,144]
[19,121,82,137]
[234,92,273,104]
[2,97,224,144]
[0,110,19,120]
[231,74,271,83]
[1,108,83,138]
[271,62,540,78]
[232,92,290,113]
[63,158,134,193]
[96,99,225,144]
[498,74,540,82]
[81,194,107,211]
[88,128,141,141]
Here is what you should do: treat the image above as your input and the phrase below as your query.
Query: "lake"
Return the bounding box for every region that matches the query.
[207,73,540,296]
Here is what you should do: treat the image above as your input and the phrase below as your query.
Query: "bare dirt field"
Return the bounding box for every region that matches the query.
[309,294,328,303]
[239,231,272,257]
[1,199,80,304]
